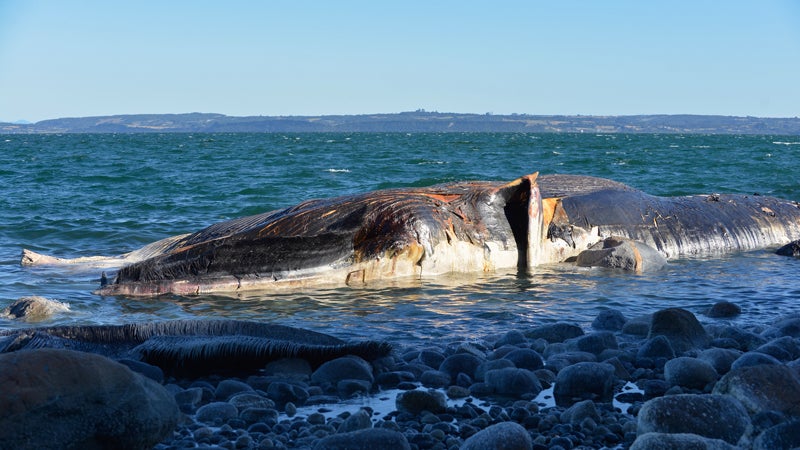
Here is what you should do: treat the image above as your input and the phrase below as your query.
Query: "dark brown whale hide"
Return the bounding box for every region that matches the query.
[20,173,800,296]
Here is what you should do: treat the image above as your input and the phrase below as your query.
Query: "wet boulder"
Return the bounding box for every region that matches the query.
[648,307,710,353]
[576,236,666,272]
[0,348,179,449]
[631,432,738,450]
[395,389,447,414]
[663,357,719,390]
[776,239,800,257]
[438,352,482,380]
[752,420,800,450]
[524,322,584,343]
[313,428,410,450]
[697,348,742,375]
[706,301,742,318]
[592,308,627,331]
[553,362,615,406]
[636,394,750,444]
[713,365,800,416]
[461,422,532,450]
[484,368,543,397]
[311,355,374,391]
[0,296,70,322]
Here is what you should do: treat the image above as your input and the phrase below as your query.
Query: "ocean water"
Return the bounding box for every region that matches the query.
[1,133,799,345]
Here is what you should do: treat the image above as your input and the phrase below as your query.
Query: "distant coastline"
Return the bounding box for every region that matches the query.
[2,111,800,135]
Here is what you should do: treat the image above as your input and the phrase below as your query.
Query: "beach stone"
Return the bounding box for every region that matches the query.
[569,331,618,355]
[0,348,178,450]
[375,370,415,388]
[502,348,544,370]
[637,335,676,360]
[337,408,373,433]
[713,364,800,416]
[420,369,451,388]
[263,357,312,378]
[718,326,767,351]
[118,358,164,383]
[461,421,532,450]
[266,381,309,407]
[592,309,627,331]
[337,378,372,397]
[524,322,584,343]
[706,301,741,318]
[663,357,718,389]
[776,239,800,257]
[240,407,278,425]
[495,330,527,347]
[395,389,446,414]
[215,379,254,400]
[755,336,800,361]
[545,350,596,372]
[228,392,274,410]
[763,316,800,339]
[484,368,543,396]
[637,394,749,444]
[174,386,204,409]
[631,432,738,450]
[622,314,652,336]
[576,236,666,272]
[648,307,710,352]
[418,349,446,368]
[730,351,782,370]
[752,420,800,450]
[697,348,741,375]
[313,428,410,450]
[560,399,601,426]
[438,353,482,379]
[311,356,374,388]
[0,295,71,322]
[553,362,615,406]
[476,358,516,380]
[196,401,238,424]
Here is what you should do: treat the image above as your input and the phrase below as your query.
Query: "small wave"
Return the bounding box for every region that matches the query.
[773,141,800,146]
[326,168,350,173]
[691,145,711,149]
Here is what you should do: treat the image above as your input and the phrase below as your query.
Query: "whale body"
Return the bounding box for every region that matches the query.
[20,174,800,296]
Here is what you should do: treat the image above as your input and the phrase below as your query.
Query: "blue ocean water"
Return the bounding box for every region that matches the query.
[1,133,799,345]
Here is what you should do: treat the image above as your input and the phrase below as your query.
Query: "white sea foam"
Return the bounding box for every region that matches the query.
[773,141,800,145]
[326,168,350,173]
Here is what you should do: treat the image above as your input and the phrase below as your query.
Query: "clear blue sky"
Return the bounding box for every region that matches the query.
[2,1,799,122]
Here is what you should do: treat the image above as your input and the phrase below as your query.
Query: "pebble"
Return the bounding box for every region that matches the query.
[149,305,800,450]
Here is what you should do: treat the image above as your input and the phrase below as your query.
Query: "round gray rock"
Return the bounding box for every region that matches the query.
[553,362,615,406]
[664,356,719,389]
[395,389,446,414]
[713,365,800,416]
[637,394,750,444]
[631,432,738,450]
[313,428,410,450]
[0,348,178,449]
[461,421,532,450]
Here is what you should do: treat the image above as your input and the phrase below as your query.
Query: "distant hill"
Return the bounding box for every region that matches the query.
[2,111,800,134]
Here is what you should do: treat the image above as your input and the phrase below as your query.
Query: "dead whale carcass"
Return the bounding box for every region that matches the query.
[20,173,800,296]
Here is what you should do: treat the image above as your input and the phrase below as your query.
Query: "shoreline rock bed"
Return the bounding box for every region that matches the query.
[148,304,800,450]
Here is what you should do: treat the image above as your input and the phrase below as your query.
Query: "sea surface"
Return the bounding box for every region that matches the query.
[1,133,799,346]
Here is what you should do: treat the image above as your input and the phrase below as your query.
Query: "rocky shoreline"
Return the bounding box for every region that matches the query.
[152,304,800,449]
[4,301,800,449]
